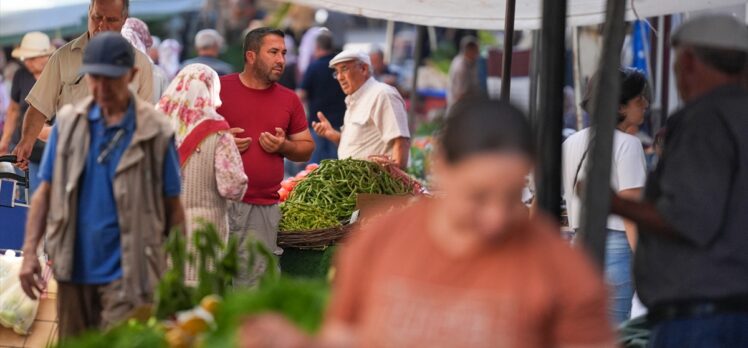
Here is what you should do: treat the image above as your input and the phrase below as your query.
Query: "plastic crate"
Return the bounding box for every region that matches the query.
[0,156,29,251]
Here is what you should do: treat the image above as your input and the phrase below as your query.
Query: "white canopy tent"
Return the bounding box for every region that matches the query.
[283,0,747,30]
[0,0,205,37]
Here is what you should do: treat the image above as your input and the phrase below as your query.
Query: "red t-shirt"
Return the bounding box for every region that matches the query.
[217,74,308,205]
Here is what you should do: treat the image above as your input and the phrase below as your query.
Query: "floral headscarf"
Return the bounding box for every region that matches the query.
[157,64,229,163]
[123,18,153,50]
[121,27,147,55]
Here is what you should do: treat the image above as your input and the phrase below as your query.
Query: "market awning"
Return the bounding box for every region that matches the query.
[0,0,205,38]
[281,0,748,30]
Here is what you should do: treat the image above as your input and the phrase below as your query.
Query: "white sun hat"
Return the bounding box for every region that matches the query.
[11,32,55,60]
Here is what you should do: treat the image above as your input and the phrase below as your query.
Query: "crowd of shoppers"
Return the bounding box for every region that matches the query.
[0,3,746,346]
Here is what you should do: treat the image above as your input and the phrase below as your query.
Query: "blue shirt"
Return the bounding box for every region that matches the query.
[299,53,347,128]
[39,101,181,284]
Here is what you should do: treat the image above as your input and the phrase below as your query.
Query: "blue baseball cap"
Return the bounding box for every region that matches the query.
[80,32,135,78]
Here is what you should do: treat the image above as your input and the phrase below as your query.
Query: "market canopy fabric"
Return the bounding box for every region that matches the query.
[283,0,748,29]
[0,0,205,37]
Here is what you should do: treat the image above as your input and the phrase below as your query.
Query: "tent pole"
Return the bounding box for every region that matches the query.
[409,25,426,122]
[572,26,584,130]
[660,15,672,125]
[528,30,541,126]
[535,0,567,220]
[384,20,395,65]
[577,0,627,267]
[500,0,517,102]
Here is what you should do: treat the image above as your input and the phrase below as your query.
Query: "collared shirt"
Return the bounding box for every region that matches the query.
[636,84,748,307]
[26,32,153,121]
[338,77,410,161]
[40,100,181,284]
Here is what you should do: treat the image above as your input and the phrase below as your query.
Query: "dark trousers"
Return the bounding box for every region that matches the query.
[57,279,134,341]
[649,313,748,348]
[309,126,338,164]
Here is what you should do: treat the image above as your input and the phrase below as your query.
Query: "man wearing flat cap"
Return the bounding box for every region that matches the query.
[312,50,410,169]
[18,32,184,340]
[612,14,748,346]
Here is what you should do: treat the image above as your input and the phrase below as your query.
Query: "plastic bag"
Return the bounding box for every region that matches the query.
[0,251,40,335]
[0,282,39,334]
[0,252,22,294]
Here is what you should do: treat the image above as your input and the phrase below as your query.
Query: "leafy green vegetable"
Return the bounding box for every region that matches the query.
[155,228,194,319]
[56,319,167,348]
[201,277,330,347]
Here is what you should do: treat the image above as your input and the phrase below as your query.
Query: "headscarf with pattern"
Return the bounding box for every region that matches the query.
[157,63,229,165]
[123,18,153,49]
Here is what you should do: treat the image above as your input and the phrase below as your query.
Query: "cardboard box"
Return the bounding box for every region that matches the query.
[355,194,419,223]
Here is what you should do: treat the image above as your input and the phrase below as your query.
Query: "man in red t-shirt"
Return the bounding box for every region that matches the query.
[217,27,314,286]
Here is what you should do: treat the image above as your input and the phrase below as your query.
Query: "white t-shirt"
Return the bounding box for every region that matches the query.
[338,77,411,160]
[562,128,647,231]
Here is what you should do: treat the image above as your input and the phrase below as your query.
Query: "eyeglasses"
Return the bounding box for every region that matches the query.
[332,64,359,79]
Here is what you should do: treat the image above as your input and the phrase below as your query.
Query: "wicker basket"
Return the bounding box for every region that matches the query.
[278,223,356,250]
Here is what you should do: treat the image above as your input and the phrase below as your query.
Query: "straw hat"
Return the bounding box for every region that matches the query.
[11,32,55,60]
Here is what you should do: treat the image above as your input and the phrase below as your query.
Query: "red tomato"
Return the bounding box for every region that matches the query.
[288,179,299,189]
[281,179,294,191]
[305,163,319,171]
[278,187,290,201]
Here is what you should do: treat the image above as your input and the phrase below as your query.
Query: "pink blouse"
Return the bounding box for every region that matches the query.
[214,132,247,201]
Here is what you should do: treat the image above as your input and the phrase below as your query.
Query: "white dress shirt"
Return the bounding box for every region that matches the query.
[338,77,410,160]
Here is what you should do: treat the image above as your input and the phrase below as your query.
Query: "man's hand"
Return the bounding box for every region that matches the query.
[230,128,252,153]
[312,112,341,145]
[312,112,335,139]
[19,253,45,300]
[258,127,287,154]
[11,139,34,170]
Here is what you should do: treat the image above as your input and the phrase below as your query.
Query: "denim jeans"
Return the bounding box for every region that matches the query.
[649,313,748,348]
[605,229,633,325]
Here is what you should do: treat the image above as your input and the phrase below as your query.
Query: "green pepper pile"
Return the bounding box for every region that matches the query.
[280,202,341,231]
[280,159,412,231]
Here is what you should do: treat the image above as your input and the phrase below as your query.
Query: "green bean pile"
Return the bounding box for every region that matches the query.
[279,201,341,232]
[280,159,412,231]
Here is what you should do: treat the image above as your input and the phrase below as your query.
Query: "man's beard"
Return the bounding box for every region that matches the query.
[253,58,283,84]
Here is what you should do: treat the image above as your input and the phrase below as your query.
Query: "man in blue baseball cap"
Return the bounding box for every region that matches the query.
[19,32,184,340]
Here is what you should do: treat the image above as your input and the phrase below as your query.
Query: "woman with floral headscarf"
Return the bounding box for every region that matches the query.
[158,63,248,282]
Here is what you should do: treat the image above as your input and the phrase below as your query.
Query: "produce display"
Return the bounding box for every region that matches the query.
[278,163,318,202]
[55,223,330,348]
[279,159,414,232]
[279,202,341,232]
